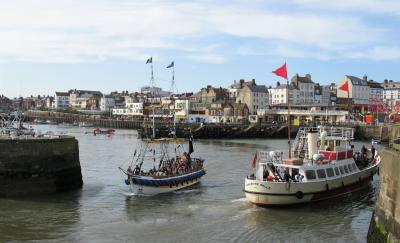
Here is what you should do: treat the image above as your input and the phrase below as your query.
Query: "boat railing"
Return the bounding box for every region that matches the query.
[257,151,283,165]
[323,127,354,140]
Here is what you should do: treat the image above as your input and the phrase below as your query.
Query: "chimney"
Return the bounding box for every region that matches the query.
[384,79,388,84]
[305,74,311,80]
[277,81,281,87]
[390,80,393,83]
[240,79,244,88]
[363,75,367,81]
[252,79,256,85]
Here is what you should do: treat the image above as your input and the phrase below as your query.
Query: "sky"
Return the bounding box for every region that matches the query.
[1,0,400,98]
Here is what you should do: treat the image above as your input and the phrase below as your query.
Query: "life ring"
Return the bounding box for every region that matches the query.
[295,191,304,199]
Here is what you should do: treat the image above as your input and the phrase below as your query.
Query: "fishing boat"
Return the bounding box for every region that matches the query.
[119,137,205,195]
[119,57,205,196]
[33,118,46,124]
[93,128,115,135]
[79,121,93,127]
[244,126,380,206]
[371,138,381,145]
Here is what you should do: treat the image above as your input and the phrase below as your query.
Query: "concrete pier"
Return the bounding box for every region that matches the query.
[367,141,400,242]
[0,135,83,197]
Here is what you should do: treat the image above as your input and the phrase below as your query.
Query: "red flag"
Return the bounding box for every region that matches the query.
[339,81,349,92]
[251,152,258,168]
[272,63,288,80]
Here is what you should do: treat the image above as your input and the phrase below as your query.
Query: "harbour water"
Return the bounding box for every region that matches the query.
[0,126,378,242]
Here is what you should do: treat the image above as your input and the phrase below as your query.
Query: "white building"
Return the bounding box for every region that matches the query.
[100,95,115,112]
[383,80,400,107]
[337,75,370,105]
[113,102,143,116]
[171,99,190,121]
[69,90,102,109]
[291,74,316,105]
[55,92,70,109]
[141,86,172,97]
[269,83,299,106]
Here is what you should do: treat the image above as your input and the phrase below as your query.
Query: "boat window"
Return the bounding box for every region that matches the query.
[334,167,340,176]
[326,168,335,177]
[344,165,349,174]
[317,169,326,179]
[352,164,357,171]
[339,166,344,174]
[347,164,352,172]
[305,170,316,180]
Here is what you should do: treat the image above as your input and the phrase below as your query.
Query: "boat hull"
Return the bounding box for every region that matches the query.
[125,169,206,196]
[244,164,378,206]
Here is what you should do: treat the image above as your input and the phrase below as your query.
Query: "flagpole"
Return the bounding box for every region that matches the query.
[286,77,292,159]
[347,87,350,126]
[171,65,175,94]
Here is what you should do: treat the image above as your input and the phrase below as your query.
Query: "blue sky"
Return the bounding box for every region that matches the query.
[1,0,400,98]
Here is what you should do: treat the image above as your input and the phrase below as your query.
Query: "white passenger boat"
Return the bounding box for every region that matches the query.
[244,127,380,206]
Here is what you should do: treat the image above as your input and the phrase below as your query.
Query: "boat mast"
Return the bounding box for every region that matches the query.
[272,63,291,158]
[147,57,156,139]
[286,77,292,159]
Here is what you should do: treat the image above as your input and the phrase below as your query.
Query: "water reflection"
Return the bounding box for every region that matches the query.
[0,190,82,242]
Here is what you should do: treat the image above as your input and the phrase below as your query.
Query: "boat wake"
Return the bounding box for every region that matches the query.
[173,188,200,194]
[231,197,247,203]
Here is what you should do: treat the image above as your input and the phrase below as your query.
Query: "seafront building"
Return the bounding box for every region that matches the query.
[55,92,70,109]
[234,79,268,115]
[382,80,400,107]
[7,72,400,124]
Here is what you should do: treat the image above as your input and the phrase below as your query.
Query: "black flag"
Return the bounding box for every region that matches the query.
[146,57,152,64]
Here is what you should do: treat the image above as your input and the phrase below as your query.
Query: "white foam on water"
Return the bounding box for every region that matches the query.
[231,197,247,203]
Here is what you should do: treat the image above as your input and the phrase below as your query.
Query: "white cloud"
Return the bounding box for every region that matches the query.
[344,46,400,60]
[292,0,400,15]
[188,53,225,64]
[0,0,396,63]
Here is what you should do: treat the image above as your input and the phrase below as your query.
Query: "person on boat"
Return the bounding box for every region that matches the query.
[284,169,291,182]
[134,165,140,175]
[361,145,367,157]
[371,145,376,159]
[263,169,269,180]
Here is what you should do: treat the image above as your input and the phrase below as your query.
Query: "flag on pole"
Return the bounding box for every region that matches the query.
[272,63,288,80]
[251,152,258,168]
[339,81,349,92]
[166,61,174,68]
[146,57,152,64]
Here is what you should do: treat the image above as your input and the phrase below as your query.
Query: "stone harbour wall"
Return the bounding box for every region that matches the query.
[367,147,400,242]
[0,136,83,197]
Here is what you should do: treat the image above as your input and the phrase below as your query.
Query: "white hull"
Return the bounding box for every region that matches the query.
[244,164,378,206]
[125,177,202,196]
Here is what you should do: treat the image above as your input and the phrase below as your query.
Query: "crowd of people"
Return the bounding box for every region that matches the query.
[127,152,204,178]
